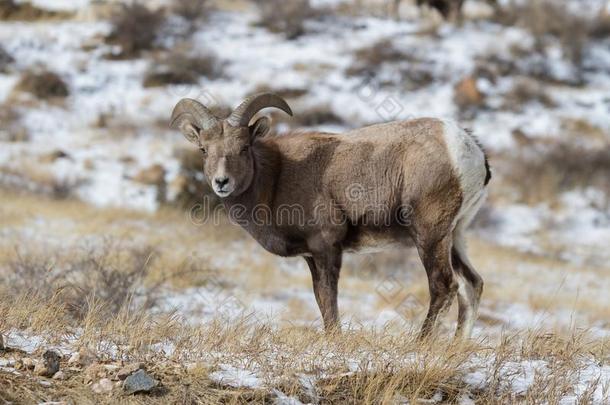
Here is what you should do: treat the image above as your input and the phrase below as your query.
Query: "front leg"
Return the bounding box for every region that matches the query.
[303,250,342,332]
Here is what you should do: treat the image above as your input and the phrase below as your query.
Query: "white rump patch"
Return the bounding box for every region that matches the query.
[441,120,487,210]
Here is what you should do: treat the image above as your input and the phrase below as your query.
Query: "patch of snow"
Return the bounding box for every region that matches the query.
[209,364,263,389]
[273,389,306,405]
[500,360,548,395]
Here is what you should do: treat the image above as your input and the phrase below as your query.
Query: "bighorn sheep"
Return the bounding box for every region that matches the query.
[170,93,491,338]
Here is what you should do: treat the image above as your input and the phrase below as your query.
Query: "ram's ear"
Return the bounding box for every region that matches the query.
[176,121,200,145]
[248,116,271,139]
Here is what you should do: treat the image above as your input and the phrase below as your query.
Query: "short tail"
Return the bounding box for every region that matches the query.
[483,153,491,186]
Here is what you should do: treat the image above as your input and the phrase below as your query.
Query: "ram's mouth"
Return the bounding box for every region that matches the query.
[215,189,232,198]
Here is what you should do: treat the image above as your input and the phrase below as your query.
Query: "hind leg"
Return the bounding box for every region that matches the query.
[453,237,483,339]
[453,193,486,339]
[417,234,458,339]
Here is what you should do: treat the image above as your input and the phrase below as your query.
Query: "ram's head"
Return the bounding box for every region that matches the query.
[170,93,292,197]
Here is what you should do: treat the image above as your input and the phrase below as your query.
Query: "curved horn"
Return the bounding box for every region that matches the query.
[170,98,220,132]
[227,93,293,127]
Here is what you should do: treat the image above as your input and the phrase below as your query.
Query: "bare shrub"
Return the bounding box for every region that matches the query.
[143,49,222,87]
[172,0,209,24]
[504,138,610,205]
[0,45,13,73]
[474,50,523,82]
[0,105,29,142]
[415,0,464,21]
[49,176,82,200]
[1,241,165,322]
[253,0,316,39]
[347,39,435,91]
[13,69,69,99]
[3,250,64,298]
[252,84,308,100]
[492,0,598,83]
[293,105,344,127]
[65,242,161,320]
[105,2,165,58]
[500,77,556,112]
[589,11,610,39]
[346,39,405,77]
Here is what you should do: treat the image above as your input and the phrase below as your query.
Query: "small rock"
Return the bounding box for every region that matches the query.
[0,334,4,350]
[0,359,11,367]
[22,358,35,370]
[123,369,158,395]
[34,350,61,378]
[104,364,119,373]
[68,349,95,367]
[67,352,81,366]
[83,363,107,384]
[91,378,113,394]
[52,370,67,380]
[116,362,144,380]
[39,379,52,387]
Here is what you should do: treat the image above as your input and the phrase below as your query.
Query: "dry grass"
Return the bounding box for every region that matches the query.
[0,165,84,200]
[0,188,609,402]
[0,0,71,21]
[0,299,608,404]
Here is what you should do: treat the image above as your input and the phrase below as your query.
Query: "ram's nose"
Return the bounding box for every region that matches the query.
[214,177,229,189]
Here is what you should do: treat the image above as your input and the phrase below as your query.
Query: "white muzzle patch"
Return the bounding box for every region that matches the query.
[212,158,234,197]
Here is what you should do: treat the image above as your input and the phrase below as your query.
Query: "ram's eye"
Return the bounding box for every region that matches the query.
[199,147,207,155]
[240,145,249,154]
